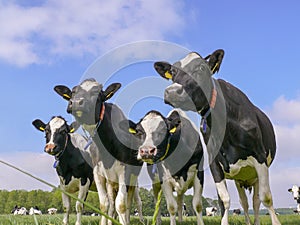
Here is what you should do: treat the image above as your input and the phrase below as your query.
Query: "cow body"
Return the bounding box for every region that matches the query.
[121,109,204,225]
[54,79,143,225]
[12,206,28,215]
[32,116,95,225]
[29,206,42,215]
[288,185,300,214]
[155,51,281,225]
[206,207,217,216]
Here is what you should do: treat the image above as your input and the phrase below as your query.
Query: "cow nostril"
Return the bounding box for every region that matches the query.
[78,99,84,106]
[176,86,183,95]
[149,147,156,155]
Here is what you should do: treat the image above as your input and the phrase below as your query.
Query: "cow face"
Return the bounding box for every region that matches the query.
[154,51,223,112]
[288,185,300,200]
[54,79,121,125]
[32,116,78,156]
[121,110,180,164]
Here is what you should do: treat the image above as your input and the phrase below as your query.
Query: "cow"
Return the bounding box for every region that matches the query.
[288,185,300,214]
[154,50,281,225]
[12,206,28,215]
[233,208,241,216]
[54,79,144,225]
[29,206,42,215]
[120,109,204,225]
[32,116,96,225]
[48,208,58,215]
[206,207,217,216]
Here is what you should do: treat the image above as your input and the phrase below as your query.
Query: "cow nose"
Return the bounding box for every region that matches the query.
[45,144,56,154]
[139,146,157,158]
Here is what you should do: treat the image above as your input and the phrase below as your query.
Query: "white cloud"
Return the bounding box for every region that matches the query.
[0,151,59,191]
[0,0,187,66]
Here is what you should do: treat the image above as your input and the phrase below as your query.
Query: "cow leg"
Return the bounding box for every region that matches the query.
[94,166,109,225]
[234,181,251,225]
[62,192,71,225]
[75,180,90,225]
[152,182,162,225]
[162,182,177,225]
[253,180,261,225]
[115,171,128,225]
[106,182,116,225]
[254,162,281,225]
[134,187,144,223]
[177,194,183,223]
[215,180,230,225]
[126,185,135,223]
[192,176,204,225]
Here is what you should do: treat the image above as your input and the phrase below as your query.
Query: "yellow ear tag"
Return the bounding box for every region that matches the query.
[105,92,114,100]
[165,71,172,79]
[128,128,137,134]
[212,62,219,73]
[169,127,176,134]
[39,127,45,131]
[69,128,75,133]
[63,93,71,99]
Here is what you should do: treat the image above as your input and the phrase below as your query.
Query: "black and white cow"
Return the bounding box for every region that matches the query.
[32,116,96,225]
[233,208,241,216]
[288,185,300,214]
[120,109,204,225]
[206,207,217,216]
[54,79,143,225]
[154,50,281,225]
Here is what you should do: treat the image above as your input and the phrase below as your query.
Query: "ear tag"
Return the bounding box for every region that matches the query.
[165,71,172,79]
[39,127,45,131]
[212,62,219,73]
[169,127,176,134]
[105,92,114,100]
[63,93,71,99]
[128,128,137,134]
[69,128,75,133]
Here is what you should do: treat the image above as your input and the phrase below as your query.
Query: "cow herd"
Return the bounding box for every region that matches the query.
[30,49,285,225]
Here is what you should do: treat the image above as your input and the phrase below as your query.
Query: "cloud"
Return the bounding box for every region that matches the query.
[0,0,187,67]
[0,151,59,191]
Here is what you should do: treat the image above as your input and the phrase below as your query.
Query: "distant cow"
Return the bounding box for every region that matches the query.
[288,185,300,214]
[206,207,217,216]
[29,206,42,215]
[120,109,204,225]
[155,50,281,225]
[54,79,143,225]
[32,116,96,225]
[12,206,28,215]
[48,208,58,215]
[233,208,241,216]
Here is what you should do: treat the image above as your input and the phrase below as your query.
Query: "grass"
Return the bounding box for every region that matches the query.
[0,214,299,225]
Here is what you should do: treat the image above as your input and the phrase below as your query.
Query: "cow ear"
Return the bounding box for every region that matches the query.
[167,111,181,134]
[119,120,137,134]
[204,49,225,74]
[103,83,121,101]
[54,85,72,100]
[69,121,80,133]
[32,119,46,132]
[154,61,173,80]
[288,188,292,192]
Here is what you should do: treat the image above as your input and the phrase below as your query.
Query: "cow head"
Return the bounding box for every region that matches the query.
[32,116,79,156]
[120,110,180,164]
[154,50,224,112]
[54,78,121,125]
[288,185,300,200]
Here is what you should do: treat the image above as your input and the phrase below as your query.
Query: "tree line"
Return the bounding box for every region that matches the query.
[0,188,218,215]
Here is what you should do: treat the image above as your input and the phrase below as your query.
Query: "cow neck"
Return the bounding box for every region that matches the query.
[83,103,105,150]
[53,134,69,169]
[198,78,217,133]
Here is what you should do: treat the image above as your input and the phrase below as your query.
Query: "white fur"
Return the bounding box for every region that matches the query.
[48,117,65,145]
[180,52,201,68]
[80,80,99,91]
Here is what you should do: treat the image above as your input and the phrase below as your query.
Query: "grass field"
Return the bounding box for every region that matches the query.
[0,214,299,225]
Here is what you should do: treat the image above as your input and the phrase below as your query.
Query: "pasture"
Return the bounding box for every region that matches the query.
[0,214,299,225]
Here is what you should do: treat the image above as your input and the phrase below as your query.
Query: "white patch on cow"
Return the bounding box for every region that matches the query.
[138,112,165,157]
[289,185,300,199]
[80,80,99,91]
[205,207,217,216]
[215,180,230,224]
[48,117,65,145]
[179,52,201,68]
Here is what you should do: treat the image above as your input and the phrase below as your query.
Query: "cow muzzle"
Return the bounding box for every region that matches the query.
[138,146,157,161]
[44,143,56,155]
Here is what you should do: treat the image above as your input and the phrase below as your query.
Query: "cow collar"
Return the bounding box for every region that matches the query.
[53,134,69,168]
[83,103,105,150]
[198,78,217,133]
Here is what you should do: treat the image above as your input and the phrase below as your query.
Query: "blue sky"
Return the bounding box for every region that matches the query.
[1,0,300,209]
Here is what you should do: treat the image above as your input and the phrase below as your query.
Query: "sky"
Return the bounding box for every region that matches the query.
[0,0,300,210]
